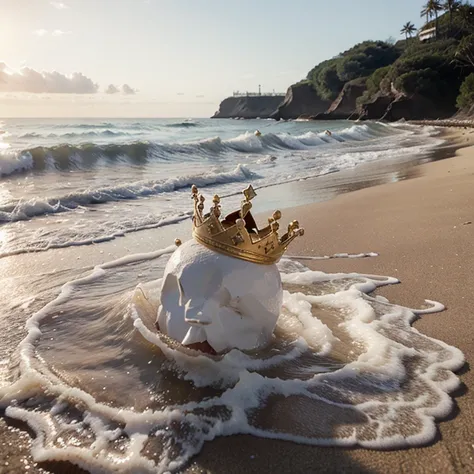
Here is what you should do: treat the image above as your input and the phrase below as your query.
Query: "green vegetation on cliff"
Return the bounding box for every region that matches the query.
[457,72,474,107]
[307,41,401,101]
[299,1,474,117]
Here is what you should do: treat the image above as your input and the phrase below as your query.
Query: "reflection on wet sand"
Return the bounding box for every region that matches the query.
[0,250,463,473]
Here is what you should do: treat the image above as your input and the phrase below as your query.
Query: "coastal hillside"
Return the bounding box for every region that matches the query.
[212,95,284,119]
[214,2,474,121]
[300,3,474,121]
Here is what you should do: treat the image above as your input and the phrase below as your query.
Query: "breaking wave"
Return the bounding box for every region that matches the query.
[0,164,257,222]
[165,121,199,128]
[0,122,397,177]
[17,130,136,140]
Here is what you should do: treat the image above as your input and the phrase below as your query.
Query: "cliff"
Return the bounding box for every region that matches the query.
[211,95,284,119]
[324,78,367,119]
[358,90,456,121]
[382,94,456,121]
[358,93,394,120]
[271,82,331,120]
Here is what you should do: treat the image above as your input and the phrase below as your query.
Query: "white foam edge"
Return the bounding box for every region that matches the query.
[0,249,466,471]
[285,252,379,261]
[0,214,192,258]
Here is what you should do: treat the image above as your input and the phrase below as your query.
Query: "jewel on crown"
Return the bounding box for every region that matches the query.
[191,184,304,265]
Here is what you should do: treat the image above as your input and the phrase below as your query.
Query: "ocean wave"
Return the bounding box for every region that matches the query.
[0,213,191,258]
[0,123,394,178]
[0,164,258,222]
[18,129,135,140]
[0,150,34,177]
[165,121,199,128]
[51,122,116,129]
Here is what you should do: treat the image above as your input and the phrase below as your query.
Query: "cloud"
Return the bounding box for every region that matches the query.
[50,2,68,9]
[121,84,136,95]
[105,84,137,95]
[32,29,72,37]
[0,63,99,94]
[105,84,119,94]
[52,30,71,36]
[33,29,48,37]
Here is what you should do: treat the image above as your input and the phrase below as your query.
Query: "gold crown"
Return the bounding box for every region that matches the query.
[191,184,304,265]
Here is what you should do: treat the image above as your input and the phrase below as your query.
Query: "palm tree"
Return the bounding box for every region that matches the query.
[400,21,417,39]
[421,0,443,36]
[443,0,461,31]
[457,3,474,31]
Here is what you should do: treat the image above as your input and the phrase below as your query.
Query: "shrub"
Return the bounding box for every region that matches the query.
[457,72,474,108]
[394,69,443,97]
[307,41,401,100]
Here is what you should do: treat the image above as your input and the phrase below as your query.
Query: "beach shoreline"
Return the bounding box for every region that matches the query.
[1,125,473,473]
[182,127,474,474]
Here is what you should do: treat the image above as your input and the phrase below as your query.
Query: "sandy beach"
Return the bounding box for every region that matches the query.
[188,129,473,473]
[0,126,473,474]
[181,130,474,474]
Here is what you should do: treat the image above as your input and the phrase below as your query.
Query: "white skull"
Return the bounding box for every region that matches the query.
[157,240,283,353]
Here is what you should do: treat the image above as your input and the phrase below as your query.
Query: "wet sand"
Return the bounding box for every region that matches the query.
[181,130,474,473]
[1,127,473,473]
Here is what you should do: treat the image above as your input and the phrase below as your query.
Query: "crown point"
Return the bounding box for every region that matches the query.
[175,238,182,246]
[213,194,220,204]
[273,210,282,221]
[243,185,257,202]
[236,218,246,230]
[191,185,198,194]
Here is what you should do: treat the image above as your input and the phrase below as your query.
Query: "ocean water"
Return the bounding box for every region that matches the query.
[0,118,464,473]
[0,117,442,258]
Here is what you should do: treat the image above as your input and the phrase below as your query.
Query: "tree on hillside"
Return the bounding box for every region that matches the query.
[307,41,401,100]
[401,22,417,39]
[457,2,474,31]
[421,0,443,35]
[443,0,461,30]
[456,72,474,108]
[455,33,474,67]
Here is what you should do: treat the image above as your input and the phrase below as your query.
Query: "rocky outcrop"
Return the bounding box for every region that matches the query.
[211,95,284,119]
[324,78,367,119]
[359,84,457,122]
[271,83,331,120]
[359,93,394,120]
[453,104,474,118]
[382,94,456,121]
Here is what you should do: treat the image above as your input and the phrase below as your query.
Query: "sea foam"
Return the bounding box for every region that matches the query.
[0,164,257,223]
[0,248,464,473]
[0,121,407,178]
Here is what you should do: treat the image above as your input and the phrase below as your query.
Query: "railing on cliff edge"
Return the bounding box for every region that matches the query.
[232,91,285,97]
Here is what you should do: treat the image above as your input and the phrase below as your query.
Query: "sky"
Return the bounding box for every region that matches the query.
[0,0,441,117]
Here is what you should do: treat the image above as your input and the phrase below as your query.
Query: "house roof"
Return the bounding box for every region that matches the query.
[419,26,437,35]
